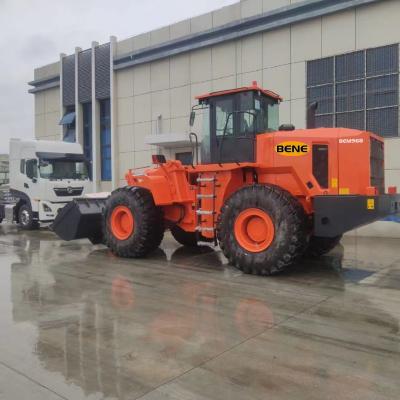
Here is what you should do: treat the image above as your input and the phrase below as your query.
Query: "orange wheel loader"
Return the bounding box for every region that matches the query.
[52,82,400,276]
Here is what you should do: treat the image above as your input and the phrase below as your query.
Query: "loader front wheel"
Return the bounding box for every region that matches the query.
[217,185,308,276]
[104,187,164,258]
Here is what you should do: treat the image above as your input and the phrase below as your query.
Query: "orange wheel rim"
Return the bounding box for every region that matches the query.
[234,208,275,252]
[110,206,134,240]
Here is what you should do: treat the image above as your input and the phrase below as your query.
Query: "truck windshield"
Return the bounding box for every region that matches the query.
[39,159,89,180]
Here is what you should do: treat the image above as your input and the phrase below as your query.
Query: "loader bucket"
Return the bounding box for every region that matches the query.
[51,197,108,242]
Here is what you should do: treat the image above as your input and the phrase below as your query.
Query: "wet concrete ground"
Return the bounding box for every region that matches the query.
[0,223,399,400]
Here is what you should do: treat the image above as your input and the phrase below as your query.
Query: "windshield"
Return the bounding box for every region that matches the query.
[39,159,89,180]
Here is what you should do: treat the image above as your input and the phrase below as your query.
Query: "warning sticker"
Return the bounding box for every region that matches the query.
[367,199,375,210]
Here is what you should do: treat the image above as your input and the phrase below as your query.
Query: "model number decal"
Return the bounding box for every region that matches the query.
[339,138,364,144]
[275,141,309,157]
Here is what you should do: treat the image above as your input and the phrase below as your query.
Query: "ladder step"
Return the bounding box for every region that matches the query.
[196,210,214,216]
[196,194,215,199]
[196,226,214,232]
[197,177,216,183]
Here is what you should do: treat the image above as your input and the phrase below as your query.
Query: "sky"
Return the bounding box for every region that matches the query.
[0,0,237,154]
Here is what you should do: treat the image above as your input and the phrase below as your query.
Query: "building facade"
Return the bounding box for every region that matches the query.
[29,0,400,198]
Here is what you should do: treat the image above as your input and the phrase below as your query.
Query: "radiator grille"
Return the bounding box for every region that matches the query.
[54,187,84,197]
[370,137,385,194]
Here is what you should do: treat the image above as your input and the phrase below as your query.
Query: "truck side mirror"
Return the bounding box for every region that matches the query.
[189,111,196,127]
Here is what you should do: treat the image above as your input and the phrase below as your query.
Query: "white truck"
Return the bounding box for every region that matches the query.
[0,139,93,229]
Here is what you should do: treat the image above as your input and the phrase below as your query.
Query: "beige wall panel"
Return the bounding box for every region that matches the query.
[279,100,291,126]
[117,97,134,126]
[133,32,151,51]
[238,70,263,87]
[170,117,189,134]
[291,61,306,100]
[262,0,289,13]
[116,37,134,57]
[263,64,291,100]
[133,65,151,95]
[170,20,191,40]
[190,48,212,83]
[35,92,45,116]
[385,138,400,171]
[150,59,170,91]
[212,75,237,92]
[34,62,60,80]
[134,122,151,152]
[212,42,236,79]
[356,0,400,49]
[44,111,60,137]
[150,26,170,46]
[151,90,171,120]
[118,152,133,179]
[117,124,134,154]
[262,27,291,69]
[291,98,306,129]
[291,18,322,62]
[385,169,400,191]
[44,88,60,113]
[241,0,262,19]
[116,69,134,99]
[322,10,356,57]
[170,86,191,119]
[241,34,263,73]
[133,94,151,123]
[134,150,152,168]
[190,12,213,34]
[35,114,46,137]
[212,3,241,27]
[170,54,190,88]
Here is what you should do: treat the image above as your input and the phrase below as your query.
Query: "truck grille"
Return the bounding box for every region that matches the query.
[370,137,385,194]
[54,187,84,197]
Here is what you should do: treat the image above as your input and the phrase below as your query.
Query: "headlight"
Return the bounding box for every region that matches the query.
[43,204,52,213]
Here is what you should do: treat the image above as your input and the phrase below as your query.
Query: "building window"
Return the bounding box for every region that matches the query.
[60,106,76,142]
[100,99,111,181]
[175,152,192,165]
[82,102,92,178]
[307,44,399,137]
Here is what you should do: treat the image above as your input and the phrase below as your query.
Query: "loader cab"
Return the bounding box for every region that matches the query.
[194,82,282,164]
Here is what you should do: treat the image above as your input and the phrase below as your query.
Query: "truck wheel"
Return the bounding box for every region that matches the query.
[306,235,342,257]
[217,185,308,276]
[104,187,164,258]
[18,204,38,230]
[171,225,198,247]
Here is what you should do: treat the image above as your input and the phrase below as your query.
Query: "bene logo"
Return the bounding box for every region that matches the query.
[275,141,310,157]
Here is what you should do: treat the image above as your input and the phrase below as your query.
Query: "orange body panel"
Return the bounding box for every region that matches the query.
[124,128,384,238]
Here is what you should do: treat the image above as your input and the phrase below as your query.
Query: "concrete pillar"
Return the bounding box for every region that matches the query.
[110,36,118,190]
[75,47,83,145]
[59,53,66,140]
[91,41,100,193]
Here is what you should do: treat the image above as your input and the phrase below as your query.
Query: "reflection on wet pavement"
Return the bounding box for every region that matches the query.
[0,223,399,399]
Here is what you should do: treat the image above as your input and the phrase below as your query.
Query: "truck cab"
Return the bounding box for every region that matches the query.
[2,139,92,229]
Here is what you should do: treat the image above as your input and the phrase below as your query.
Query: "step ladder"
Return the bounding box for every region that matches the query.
[195,174,218,244]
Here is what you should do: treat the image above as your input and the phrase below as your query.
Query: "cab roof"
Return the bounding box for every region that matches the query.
[196,81,283,102]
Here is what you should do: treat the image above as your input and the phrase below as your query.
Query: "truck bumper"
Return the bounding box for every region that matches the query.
[313,194,400,237]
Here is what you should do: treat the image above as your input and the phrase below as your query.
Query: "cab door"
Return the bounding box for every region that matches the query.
[209,93,255,164]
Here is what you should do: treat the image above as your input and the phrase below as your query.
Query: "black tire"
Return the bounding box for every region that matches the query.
[171,225,198,247]
[18,204,38,230]
[306,235,342,257]
[217,185,308,276]
[104,187,164,258]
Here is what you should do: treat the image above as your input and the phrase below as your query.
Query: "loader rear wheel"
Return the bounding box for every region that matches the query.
[104,187,164,258]
[217,185,308,276]
[306,235,342,257]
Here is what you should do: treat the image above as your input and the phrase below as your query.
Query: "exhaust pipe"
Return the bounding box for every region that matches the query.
[307,101,318,129]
